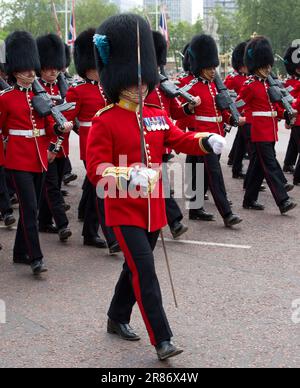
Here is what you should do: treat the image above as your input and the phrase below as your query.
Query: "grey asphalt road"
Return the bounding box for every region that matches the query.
[1,125,300,368]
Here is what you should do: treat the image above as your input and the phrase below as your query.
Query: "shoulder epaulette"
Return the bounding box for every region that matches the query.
[0,86,13,96]
[71,80,86,88]
[95,104,115,117]
[245,78,255,85]
[145,103,163,110]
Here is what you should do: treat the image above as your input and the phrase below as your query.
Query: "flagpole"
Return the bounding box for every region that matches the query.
[65,0,68,44]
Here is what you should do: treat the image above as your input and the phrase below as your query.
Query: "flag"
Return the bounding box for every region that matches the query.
[68,0,76,47]
[159,6,169,47]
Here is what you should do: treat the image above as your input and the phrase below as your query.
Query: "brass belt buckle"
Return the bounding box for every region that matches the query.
[32,128,40,137]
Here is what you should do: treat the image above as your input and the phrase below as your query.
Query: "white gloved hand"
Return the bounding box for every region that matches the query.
[130,167,159,193]
[207,134,226,155]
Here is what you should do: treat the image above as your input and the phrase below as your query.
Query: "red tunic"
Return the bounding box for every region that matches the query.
[285,77,300,126]
[176,73,196,131]
[187,78,232,136]
[225,72,251,124]
[0,132,4,166]
[39,79,70,158]
[66,80,108,161]
[0,86,55,173]
[86,102,210,232]
[237,76,285,142]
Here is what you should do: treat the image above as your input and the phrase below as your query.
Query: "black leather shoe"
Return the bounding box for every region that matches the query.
[61,190,69,197]
[224,214,243,228]
[280,200,297,214]
[156,341,183,361]
[107,319,140,341]
[170,221,188,240]
[284,183,294,193]
[232,172,246,179]
[31,259,48,276]
[39,224,58,234]
[13,255,30,265]
[227,159,233,166]
[243,201,265,211]
[283,165,295,174]
[259,184,267,192]
[58,227,72,242]
[63,173,78,185]
[204,194,209,201]
[84,236,107,249]
[4,213,16,227]
[64,203,71,212]
[189,208,215,221]
[109,241,122,255]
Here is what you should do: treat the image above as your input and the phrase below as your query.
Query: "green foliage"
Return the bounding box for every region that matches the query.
[0,0,119,37]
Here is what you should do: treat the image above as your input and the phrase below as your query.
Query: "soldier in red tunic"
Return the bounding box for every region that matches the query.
[239,37,297,214]
[86,14,226,361]
[36,33,72,243]
[65,29,120,254]
[184,34,244,227]
[284,45,300,182]
[0,31,73,275]
[225,41,249,180]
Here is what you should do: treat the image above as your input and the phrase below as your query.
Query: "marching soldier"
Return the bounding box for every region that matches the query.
[65,28,120,254]
[284,45,300,184]
[145,31,200,239]
[86,14,226,360]
[184,34,244,227]
[224,42,249,180]
[239,36,297,214]
[36,33,72,243]
[0,31,73,275]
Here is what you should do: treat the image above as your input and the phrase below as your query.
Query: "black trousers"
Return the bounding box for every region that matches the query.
[39,157,68,230]
[0,166,12,216]
[162,155,183,227]
[244,142,289,206]
[293,127,300,183]
[186,153,232,218]
[108,226,173,346]
[232,126,247,175]
[10,170,45,262]
[284,127,298,167]
[228,129,239,162]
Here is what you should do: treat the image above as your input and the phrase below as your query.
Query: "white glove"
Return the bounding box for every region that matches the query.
[130,167,159,193]
[207,134,226,155]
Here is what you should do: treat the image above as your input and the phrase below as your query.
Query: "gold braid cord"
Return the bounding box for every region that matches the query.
[102,167,134,191]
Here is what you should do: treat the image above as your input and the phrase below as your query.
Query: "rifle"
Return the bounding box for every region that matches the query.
[214,73,242,127]
[0,77,10,91]
[267,74,296,119]
[57,72,69,100]
[32,79,75,131]
[159,73,196,105]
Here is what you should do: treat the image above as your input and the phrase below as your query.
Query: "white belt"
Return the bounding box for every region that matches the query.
[9,129,46,138]
[79,121,92,127]
[252,111,278,118]
[195,116,223,123]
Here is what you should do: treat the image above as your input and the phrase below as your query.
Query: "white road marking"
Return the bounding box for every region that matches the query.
[0,225,17,231]
[160,238,251,250]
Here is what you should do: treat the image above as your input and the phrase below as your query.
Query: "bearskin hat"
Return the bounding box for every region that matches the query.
[65,43,71,69]
[37,33,66,70]
[5,31,41,76]
[74,28,96,79]
[152,30,167,67]
[94,13,159,103]
[189,34,219,76]
[284,45,300,76]
[245,36,274,74]
[182,43,190,72]
[232,42,247,71]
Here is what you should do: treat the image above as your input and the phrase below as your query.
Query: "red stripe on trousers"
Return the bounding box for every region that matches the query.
[113,226,157,346]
